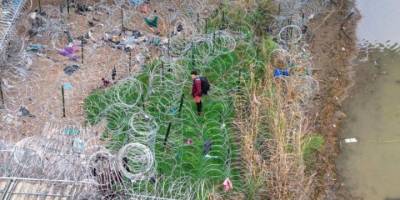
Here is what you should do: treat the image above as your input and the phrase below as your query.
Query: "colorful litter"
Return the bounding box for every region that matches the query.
[58,44,79,60]
[273,68,290,77]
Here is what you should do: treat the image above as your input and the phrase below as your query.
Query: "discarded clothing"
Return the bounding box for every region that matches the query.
[64,65,80,75]
[72,138,85,153]
[18,107,34,117]
[64,31,74,43]
[132,30,142,38]
[177,24,183,32]
[149,37,161,46]
[223,178,233,192]
[169,107,178,115]
[63,82,73,90]
[59,45,79,60]
[144,16,159,28]
[129,0,144,6]
[203,139,212,155]
[64,128,80,135]
[26,44,44,52]
[111,67,117,80]
[273,68,290,77]
[102,78,111,87]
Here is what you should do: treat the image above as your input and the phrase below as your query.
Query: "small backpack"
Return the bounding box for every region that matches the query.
[200,77,210,95]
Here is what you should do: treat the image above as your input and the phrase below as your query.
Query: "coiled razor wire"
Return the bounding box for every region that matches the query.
[0,0,329,199]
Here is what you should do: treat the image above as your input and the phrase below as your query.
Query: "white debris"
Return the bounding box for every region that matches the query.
[344,138,358,143]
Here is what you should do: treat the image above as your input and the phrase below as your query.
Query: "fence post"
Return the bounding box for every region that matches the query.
[0,80,4,109]
[129,50,132,73]
[61,85,66,117]
[67,0,70,14]
[38,0,42,13]
[164,122,172,145]
[178,93,184,117]
[121,7,124,32]
[81,38,84,64]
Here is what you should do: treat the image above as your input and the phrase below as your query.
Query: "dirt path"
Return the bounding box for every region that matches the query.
[307,0,359,199]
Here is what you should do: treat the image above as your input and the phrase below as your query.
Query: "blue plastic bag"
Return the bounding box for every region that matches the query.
[273,68,290,77]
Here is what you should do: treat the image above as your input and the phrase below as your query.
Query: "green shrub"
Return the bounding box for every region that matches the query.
[302,134,324,169]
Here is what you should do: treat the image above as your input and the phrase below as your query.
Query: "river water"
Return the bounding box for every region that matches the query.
[337,0,400,199]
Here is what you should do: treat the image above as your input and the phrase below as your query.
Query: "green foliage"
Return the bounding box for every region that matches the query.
[83,2,278,198]
[302,134,325,169]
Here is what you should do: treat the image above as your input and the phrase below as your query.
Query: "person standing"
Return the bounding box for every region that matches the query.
[191,70,202,115]
[191,70,210,115]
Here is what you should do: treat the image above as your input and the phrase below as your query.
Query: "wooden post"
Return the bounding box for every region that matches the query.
[67,0,70,14]
[38,0,42,13]
[161,62,164,81]
[164,122,172,145]
[121,7,124,32]
[81,38,84,64]
[0,80,4,109]
[205,18,208,34]
[191,43,195,67]
[167,33,171,57]
[278,3,280,15]
[61,85,66,117]
[129,50,132,73]
[141,95,145,110]
[221,10,225,29]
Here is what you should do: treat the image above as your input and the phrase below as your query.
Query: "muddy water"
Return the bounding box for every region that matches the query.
[337,0,400,199]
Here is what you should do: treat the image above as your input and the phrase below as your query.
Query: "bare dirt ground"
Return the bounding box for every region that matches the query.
[0,0,215,143]
[307,0,359,199]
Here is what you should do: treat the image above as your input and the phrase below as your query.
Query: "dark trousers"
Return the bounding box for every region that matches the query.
[196,101,202,114]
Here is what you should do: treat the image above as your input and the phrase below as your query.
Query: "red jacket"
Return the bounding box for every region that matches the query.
[192,78,202,97]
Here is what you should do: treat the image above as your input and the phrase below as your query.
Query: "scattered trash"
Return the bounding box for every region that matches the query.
[111,67,117,80]
[223,178,233,192]
[145,16,159,28]
[273,68,290,77]
[129,0,144,6]
[204,154,218,159]
[64,30,74,43]
[120,36,139,49]
[149,37,161,46]
[59,44,79,60]
[341,47,346,51]
[26,44,45,52]
[203,139,212,155]
[102,78,111,87]
[76,3,93,15]
[177,24,183,32]
[64,64,80,75]
[139,3,150,14]
[132,30,142,38]
[63,82,73,90]
[64,128,80,135]
[150,176,156,184]
[186,138,193,145]
[72,138,85,153]
[18,106,34,117]
[344,138,358,143]
[3,114,19,126]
